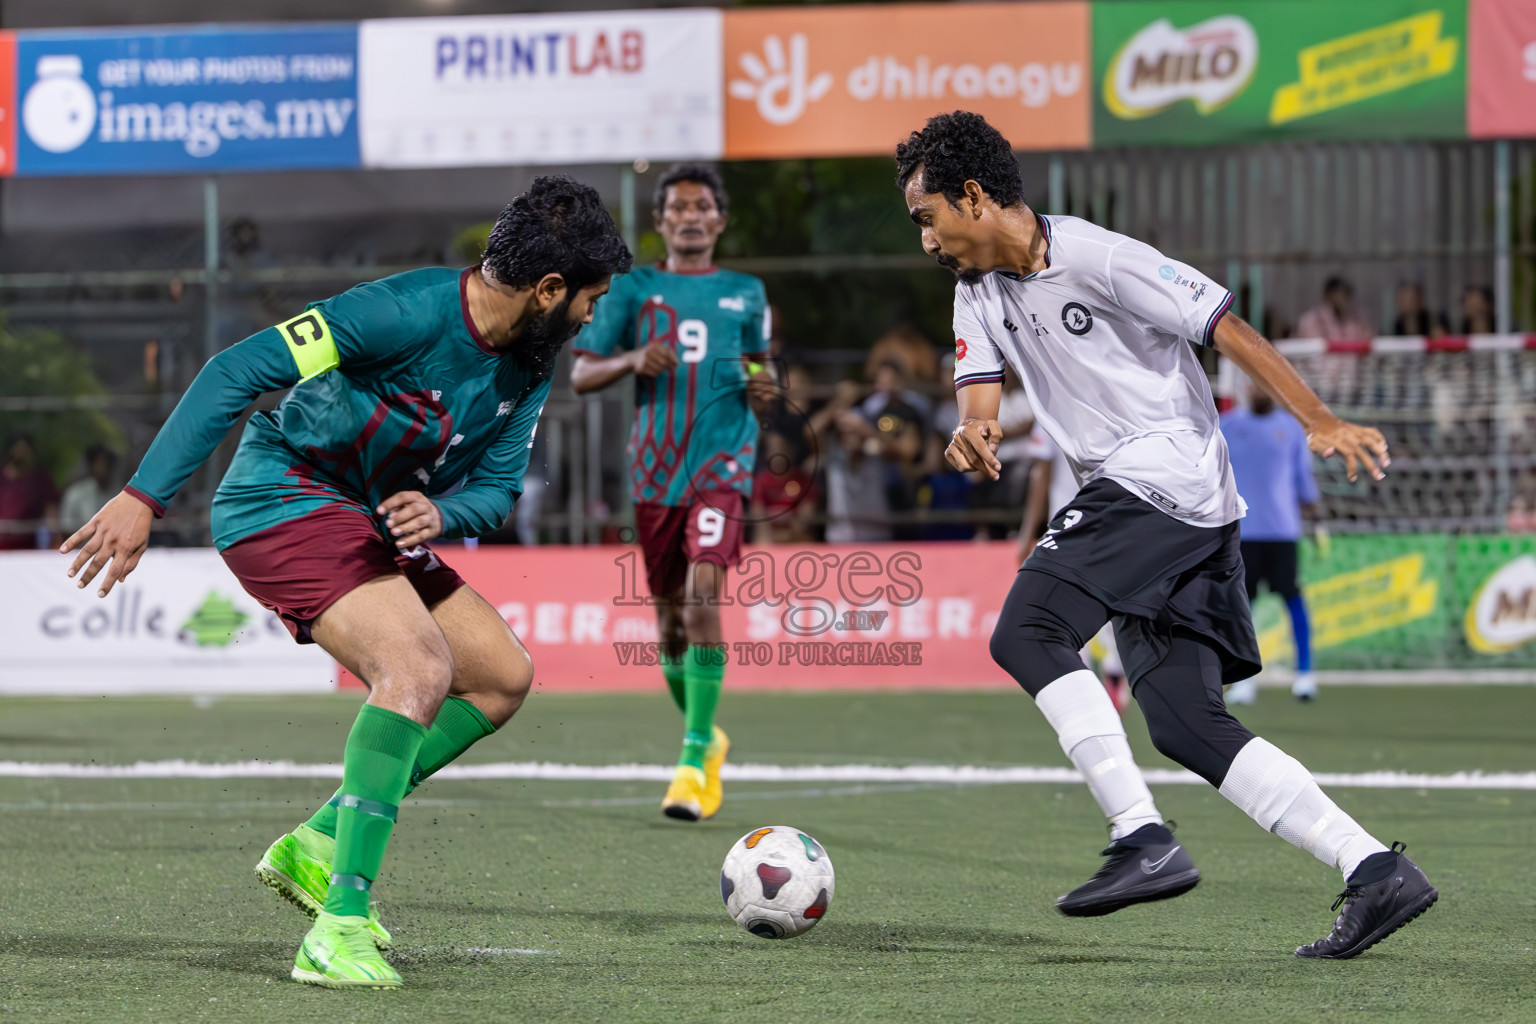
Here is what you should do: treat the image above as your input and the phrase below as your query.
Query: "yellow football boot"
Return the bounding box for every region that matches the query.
[700,725,730,819]
[661,764,707,821]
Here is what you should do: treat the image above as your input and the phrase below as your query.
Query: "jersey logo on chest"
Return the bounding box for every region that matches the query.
[1062,302,1094,336]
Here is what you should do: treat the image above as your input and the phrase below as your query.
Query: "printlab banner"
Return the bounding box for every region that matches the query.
[1467,0,1536,138]
[1093,0,1468,146]
[14,25,359,175]
[0,550,334,695]
[722,2,1090,159]
[357,10,722,168]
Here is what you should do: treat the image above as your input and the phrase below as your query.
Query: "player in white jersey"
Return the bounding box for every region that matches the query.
[1018,426,1129,714]
[896,112,1435,960]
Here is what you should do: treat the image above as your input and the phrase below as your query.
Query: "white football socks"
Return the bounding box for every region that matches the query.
[1219,737,1388,879]
[1035,670,1162,840]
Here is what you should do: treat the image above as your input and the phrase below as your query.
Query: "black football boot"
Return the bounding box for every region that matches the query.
[1055,822,1200,917]
[1295,842,1438,959]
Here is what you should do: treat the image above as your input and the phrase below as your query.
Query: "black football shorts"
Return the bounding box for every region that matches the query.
[1023,478,1261,685]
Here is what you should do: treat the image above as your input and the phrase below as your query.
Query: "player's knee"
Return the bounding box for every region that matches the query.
[416,630,456,696]
[989,623,1086,697]
[680,600,722,639]
[1139,701,1251,787]
[497,639,535,702]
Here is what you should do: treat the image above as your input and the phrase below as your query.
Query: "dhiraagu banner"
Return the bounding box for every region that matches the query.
[1093,0,1467,146]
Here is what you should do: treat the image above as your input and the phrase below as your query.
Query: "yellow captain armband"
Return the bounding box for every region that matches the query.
[274,309,340,382]
[747,361,765,377]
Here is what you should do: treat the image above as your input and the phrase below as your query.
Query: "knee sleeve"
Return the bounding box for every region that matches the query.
[989,571,1111,696]
[1132,635,1256,786]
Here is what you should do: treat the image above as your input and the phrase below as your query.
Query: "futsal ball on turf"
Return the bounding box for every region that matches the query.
[721,826,834,939]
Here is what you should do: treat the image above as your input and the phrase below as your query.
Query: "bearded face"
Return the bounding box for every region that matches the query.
[514,295,584,381]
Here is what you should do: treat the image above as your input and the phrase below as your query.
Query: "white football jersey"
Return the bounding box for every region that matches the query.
[953,215,1245,527]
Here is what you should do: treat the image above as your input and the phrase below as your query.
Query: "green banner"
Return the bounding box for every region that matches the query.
[1092,0,1467,146]
[1251,533,1536,672]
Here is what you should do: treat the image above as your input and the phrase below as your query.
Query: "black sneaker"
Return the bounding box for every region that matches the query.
[1055,822,1200,917]
[1295,842,1437,959]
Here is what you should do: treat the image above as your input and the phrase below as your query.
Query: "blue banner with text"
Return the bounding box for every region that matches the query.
[15,24,358,175]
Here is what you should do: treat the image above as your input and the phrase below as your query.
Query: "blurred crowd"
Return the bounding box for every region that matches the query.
[748,324,1038,545]
[0,271,1523,550]
[1290,275,1496,342]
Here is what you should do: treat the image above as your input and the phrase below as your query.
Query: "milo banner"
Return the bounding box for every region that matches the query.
[1253,533,1536,672]
[1093,0,1467,146]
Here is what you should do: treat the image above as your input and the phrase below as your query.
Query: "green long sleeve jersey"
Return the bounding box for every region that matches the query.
[125,268,550,550]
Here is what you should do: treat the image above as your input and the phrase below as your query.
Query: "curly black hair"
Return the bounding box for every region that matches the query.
[653,162,729,215]
[894,111,1025,209]
[482,175,633,293]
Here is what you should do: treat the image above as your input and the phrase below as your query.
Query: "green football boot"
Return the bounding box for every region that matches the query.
[292,911,403,990]
[256,826,394,949]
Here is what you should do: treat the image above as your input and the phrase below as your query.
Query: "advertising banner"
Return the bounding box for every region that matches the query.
[14,25,359,176]
[0,550,334,695]
[722,2,1090,159]
[337,542,1020,692]
[1468,0,1536,138]
[0,33,15,176]
[1457,535,1536,661]
[1093,0,1467,147]
[357,10,722,169]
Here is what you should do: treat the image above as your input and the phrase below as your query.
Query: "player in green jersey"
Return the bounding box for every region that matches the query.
[570,164,771,822]
[60,176,632,989]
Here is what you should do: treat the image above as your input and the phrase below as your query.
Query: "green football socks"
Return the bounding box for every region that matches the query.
[660,647,688,712]
[301,696,497,838]
[321,704,426,919]
[406,696,496,794]
[678,645,725,771]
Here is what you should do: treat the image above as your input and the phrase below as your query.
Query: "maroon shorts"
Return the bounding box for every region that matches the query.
[219,503,465,644]
[633,490,746,598]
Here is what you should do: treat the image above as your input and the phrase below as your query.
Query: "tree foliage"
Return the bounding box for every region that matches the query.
[0,314,124,483]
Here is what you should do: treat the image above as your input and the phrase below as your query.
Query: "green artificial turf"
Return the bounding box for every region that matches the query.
[1,687,1532,1022]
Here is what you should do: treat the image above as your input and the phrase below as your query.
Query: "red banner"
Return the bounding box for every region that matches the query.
[1468,0,1536,138]
[339,542,1022,691]
[0,34,14,176]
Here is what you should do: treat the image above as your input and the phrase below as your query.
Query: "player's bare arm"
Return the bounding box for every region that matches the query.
[1017,457,1052,564]
[947,380,1004,480]
[570,344,679,394]
[60,490,154,597]
[1212,313,1390,482]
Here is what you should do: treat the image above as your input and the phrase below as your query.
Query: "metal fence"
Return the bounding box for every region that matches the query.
[2,138,1533,545]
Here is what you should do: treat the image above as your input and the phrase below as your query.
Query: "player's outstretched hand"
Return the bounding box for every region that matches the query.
[946,418,1004,481]
[60,490,153,598]
[632,342,679,378]
[1308,416,1391,483]
[379,491,443,549]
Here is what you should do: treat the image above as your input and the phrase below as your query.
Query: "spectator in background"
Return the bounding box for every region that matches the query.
[0,433,58,550]
[1295,276,1372,341]
[864,324,940,386]
[916,353,973,540]
[60,445,117,537]
[1460,286,1496,334]
[751,430,816,543]
[810,378,922,543]
[1221,386,1321,704]
[1391,282,1448,338]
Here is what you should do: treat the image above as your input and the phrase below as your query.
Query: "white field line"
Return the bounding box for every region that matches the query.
[1,759,1534,790]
